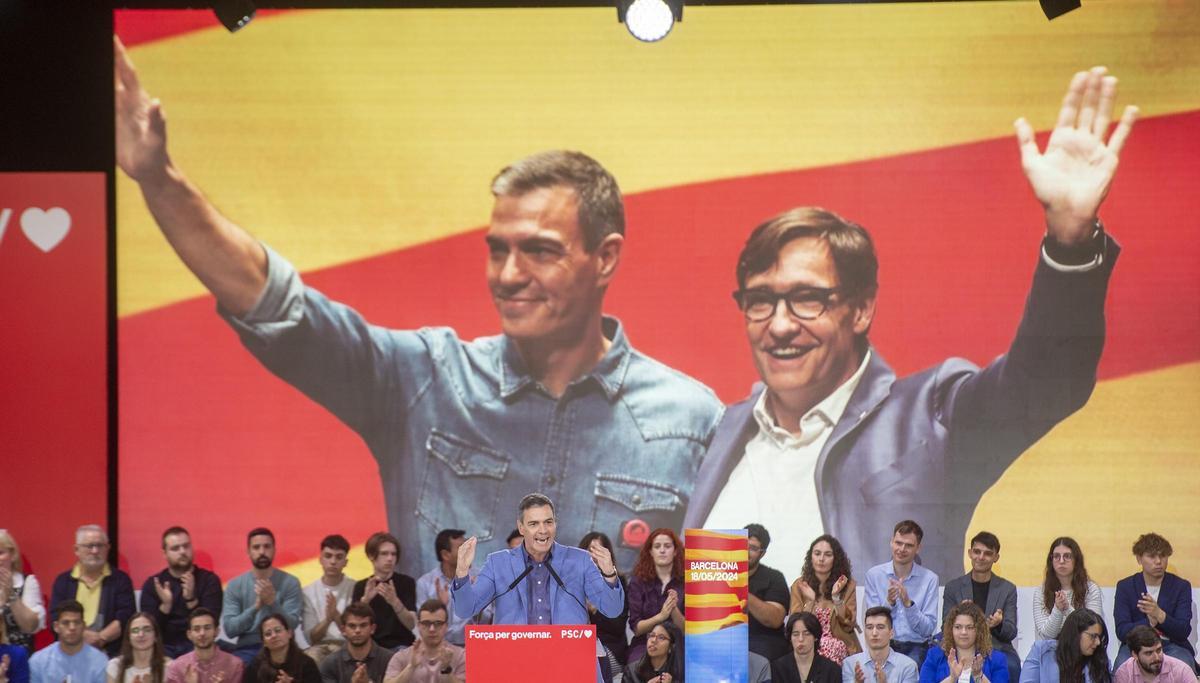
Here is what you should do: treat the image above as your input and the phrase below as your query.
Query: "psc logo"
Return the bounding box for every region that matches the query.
[0,206,72,252]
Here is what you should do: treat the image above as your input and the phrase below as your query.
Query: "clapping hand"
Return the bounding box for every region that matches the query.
[1053,590,1069,612]
[986,609,1004,629]
[350,663,368,683]
[659,590,678,619]
[854,662,867,683]
[180,570,196,603]
[153,577,175,610]
[831,574,849,597]
[324,591,340,623]
[254,579,276,608]
[1137,593,1165,626]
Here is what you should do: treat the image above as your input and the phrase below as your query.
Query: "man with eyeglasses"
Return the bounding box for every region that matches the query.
[318,603,394,683]
[140,526,225,658]
[166,608,244,683]
[686,67,1138,580]
[49,525,134,657]
[382,600,465,683]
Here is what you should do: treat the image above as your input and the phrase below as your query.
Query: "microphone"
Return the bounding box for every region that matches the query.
[545,558,589,615]
[476,562,534,616]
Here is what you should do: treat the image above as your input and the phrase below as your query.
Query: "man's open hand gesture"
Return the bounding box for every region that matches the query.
[114,36,170,184]
[1015,66,1138,245]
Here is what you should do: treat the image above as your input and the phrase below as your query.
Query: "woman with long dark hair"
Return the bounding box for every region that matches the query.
[626,529,685,667]
[1032,538,1103,639]
[921,603,1009,683]
[1019,609,1111,683]
[243,614,319,683]
[624,621,684,683]
[789,535,860,664]
[771,612,841,683]
[106,612,170,683]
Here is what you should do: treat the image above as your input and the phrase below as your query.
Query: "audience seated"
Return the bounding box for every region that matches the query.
[106,612,171,683]
[50,526,135,657]
[164,608,243,683]
[0,530,46,654]
[415,530,490,648]
[243,614,319,683]
[623,621,683,683]
[0,617,32,683]
[302,535,355,664]
[140,528,223,659]
[772,611,842,683]
[1113,626,1197,683]
[381,599,465,683]
[941,532,1019,683]
[626,529,685,667]
[221,528,303,663]
[790,535,861,664]
[1019,608,1110,683]
[30,601,108,683]
[316,603,392,683]
[352,533,417,651]
[1031,537,1103,640]
[1112,533,1195,673]
[745,524,791,662]
[578,532,629,666]
[864,521,938,667]
[920,603,1009,683]
[841,607,918,683]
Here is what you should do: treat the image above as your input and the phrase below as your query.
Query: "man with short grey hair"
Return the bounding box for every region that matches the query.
[115,39,723,577]
[49,525,135,657]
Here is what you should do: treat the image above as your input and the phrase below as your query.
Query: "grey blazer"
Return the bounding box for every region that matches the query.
[683,243,1119,579]
[941,573,1019,650]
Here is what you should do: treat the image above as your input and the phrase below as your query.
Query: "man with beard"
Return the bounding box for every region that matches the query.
[49,525,135,657]
[166,608,244,683]
[1114,626,1197,683]
[353,533,417,651]
[318,603,393,683]
[140,526,224,657]
[744,523,790,662]
[29,601,108,683]
[220,528,301,662]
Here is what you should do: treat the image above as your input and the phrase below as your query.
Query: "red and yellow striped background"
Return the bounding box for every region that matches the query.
[115,4,1200,587]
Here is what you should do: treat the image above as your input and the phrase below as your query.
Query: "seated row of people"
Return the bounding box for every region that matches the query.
[2,520,1193,683]
[4,598,466,683]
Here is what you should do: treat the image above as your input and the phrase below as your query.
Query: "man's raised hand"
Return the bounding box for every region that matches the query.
[114,36,170,184]
[1015,66,1138,245]
[455,537,477,579]
[588,539,616,577]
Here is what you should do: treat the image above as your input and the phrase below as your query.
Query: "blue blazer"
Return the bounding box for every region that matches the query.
[451,542,624,626]
[921,646,1010,683]
[684,244,1119,579]
[1113,572,1194,654]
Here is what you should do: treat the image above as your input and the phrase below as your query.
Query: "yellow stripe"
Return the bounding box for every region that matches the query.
[686,593,745,607]
[684,549,746,562]
[118,3,1200,314]
[968,362,1200,585]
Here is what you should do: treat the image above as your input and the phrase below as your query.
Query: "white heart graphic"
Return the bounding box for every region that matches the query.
[20,206,71,253]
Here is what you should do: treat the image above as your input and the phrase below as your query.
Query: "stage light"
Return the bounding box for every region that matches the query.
[617,0,683,43]
[213,0,256,33]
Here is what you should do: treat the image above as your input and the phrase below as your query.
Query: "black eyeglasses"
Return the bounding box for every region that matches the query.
[732,286,842,322]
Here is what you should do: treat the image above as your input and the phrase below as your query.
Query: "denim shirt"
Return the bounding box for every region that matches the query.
[224,245,723,576]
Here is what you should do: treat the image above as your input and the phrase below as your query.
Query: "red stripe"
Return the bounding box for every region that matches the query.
[115,9,297,47]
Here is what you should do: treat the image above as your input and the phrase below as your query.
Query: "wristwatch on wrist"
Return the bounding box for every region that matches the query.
[439,665,453,675]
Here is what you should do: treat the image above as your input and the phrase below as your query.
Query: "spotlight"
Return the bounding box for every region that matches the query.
[213,0,256,33]
[617,0,683,43]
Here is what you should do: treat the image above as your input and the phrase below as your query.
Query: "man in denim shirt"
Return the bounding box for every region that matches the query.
[115,40,722,577]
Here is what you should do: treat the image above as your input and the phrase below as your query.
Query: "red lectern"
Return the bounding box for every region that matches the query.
[464,625,597,681]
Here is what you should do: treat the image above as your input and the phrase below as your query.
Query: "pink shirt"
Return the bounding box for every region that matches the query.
[384,642,465,683]
[1113,654,1197,683]
[165,649,245,683]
